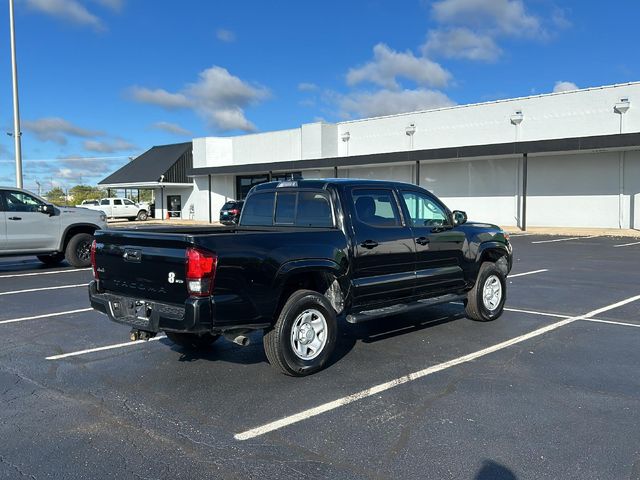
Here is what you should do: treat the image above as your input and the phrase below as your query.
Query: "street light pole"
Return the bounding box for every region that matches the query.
[9,0,23,188]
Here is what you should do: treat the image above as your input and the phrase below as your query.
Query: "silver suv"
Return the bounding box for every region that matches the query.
[0,187,108,268]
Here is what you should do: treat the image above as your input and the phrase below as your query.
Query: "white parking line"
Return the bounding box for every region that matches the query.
[0,308,93,325]
[233,294,640,441]
[0,283,87,296]
[508,269,548,278]
[507,233,535,237]
[0,268,91,279]
[613,241,640,248]
[531,235,599,244]
[582,318,640,329]
[46,335,167,360]
[503,307,567,319]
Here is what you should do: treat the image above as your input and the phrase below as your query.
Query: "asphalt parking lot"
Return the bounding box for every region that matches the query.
[1,234,639,479]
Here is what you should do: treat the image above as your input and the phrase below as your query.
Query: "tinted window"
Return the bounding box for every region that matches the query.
[123,199,135,205]
[275,192,296,224]
[222,201,237,210]
[296,192,333,227]
[401,191,449,227]
[100,199,109,205]
[4,191,43,212]
[240,192,275,226]
[352,189,401,227]
[114,199,123,206]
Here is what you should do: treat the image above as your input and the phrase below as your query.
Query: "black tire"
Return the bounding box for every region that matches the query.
[465,261,506,322]
[165,332,220,350]
[37,253,65,266]
[263,289,337,376]
[137,210,148,221]
[64,232,94,268]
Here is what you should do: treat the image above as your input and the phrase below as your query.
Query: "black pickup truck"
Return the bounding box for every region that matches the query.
[89,179,512,376]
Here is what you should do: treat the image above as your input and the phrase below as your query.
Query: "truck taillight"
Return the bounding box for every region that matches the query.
[90,239,98,279]
[229,208,239,215]
[186,247,217,296]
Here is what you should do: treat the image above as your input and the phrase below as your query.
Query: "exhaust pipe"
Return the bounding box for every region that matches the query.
[232,335,249,347]
[130,329,156,341]
[224,332,250,346]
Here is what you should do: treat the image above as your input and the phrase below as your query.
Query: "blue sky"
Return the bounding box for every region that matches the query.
[0,0,638,191]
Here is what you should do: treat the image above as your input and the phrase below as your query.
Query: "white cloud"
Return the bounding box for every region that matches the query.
[151,121,192,136]
[298,82,318,92]
[23,117,104,144]
[422,28,502,62]
[431,0,543,37]
[25,0,104,29]
[216,28,236,42]
[553,81,578,93]
[338,88,456,118]
[346,43,451,90]
[128,87,192,109]
[128,65,270,132]
[83,139,137,153]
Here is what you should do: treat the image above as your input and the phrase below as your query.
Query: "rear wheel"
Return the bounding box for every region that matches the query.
[165,332,220,350]
[37,253,65,266]
[465,262,506,321]
[136,210,148,221]
[64,232,94,268]
[263,289,337,376]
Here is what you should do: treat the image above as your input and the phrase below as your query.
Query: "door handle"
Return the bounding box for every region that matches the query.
[8,216,22,221]
[360,240,379,249]
[416,236,430,246]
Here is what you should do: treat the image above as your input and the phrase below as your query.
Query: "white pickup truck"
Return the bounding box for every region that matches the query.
[83,198,150,221]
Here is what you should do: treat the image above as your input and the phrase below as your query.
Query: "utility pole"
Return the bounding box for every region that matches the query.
[9,0,23,188]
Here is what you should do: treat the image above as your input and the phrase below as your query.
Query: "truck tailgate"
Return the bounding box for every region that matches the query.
[94,229,195,304]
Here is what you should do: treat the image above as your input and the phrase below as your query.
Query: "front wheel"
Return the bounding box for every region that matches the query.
[137,210,149,221]
[64,233,94,268]
[165,332,220,350]
[465,262,506,321]
[263,289,337,376]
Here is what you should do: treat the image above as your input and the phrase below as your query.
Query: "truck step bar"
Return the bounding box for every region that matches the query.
[346,293,466,324]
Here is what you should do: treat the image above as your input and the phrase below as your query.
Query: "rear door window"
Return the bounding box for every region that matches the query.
[351,189,401,227]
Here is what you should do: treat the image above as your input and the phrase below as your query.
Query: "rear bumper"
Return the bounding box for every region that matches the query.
[89,280,213,334]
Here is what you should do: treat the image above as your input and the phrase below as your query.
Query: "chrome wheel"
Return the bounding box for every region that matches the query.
[482,275,502,311]
[290,309,327,360]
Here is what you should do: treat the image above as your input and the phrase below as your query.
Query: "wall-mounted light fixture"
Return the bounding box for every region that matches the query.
[614,97,630,114]
[341,131,351,156]
[510,110,524,125]
[405,123,416,150]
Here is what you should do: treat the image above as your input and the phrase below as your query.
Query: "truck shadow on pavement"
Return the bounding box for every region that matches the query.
[165,304,466,370]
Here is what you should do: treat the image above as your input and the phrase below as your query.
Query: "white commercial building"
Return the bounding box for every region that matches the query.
[105,82,640,229]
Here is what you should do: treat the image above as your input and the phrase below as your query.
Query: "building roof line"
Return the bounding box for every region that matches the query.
[337,81,640,125]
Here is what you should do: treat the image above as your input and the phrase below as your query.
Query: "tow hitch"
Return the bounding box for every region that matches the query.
[130,329,157,341]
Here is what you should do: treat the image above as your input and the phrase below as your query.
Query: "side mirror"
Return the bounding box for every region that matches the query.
[452,210,467,226]
[39,204,55,216]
